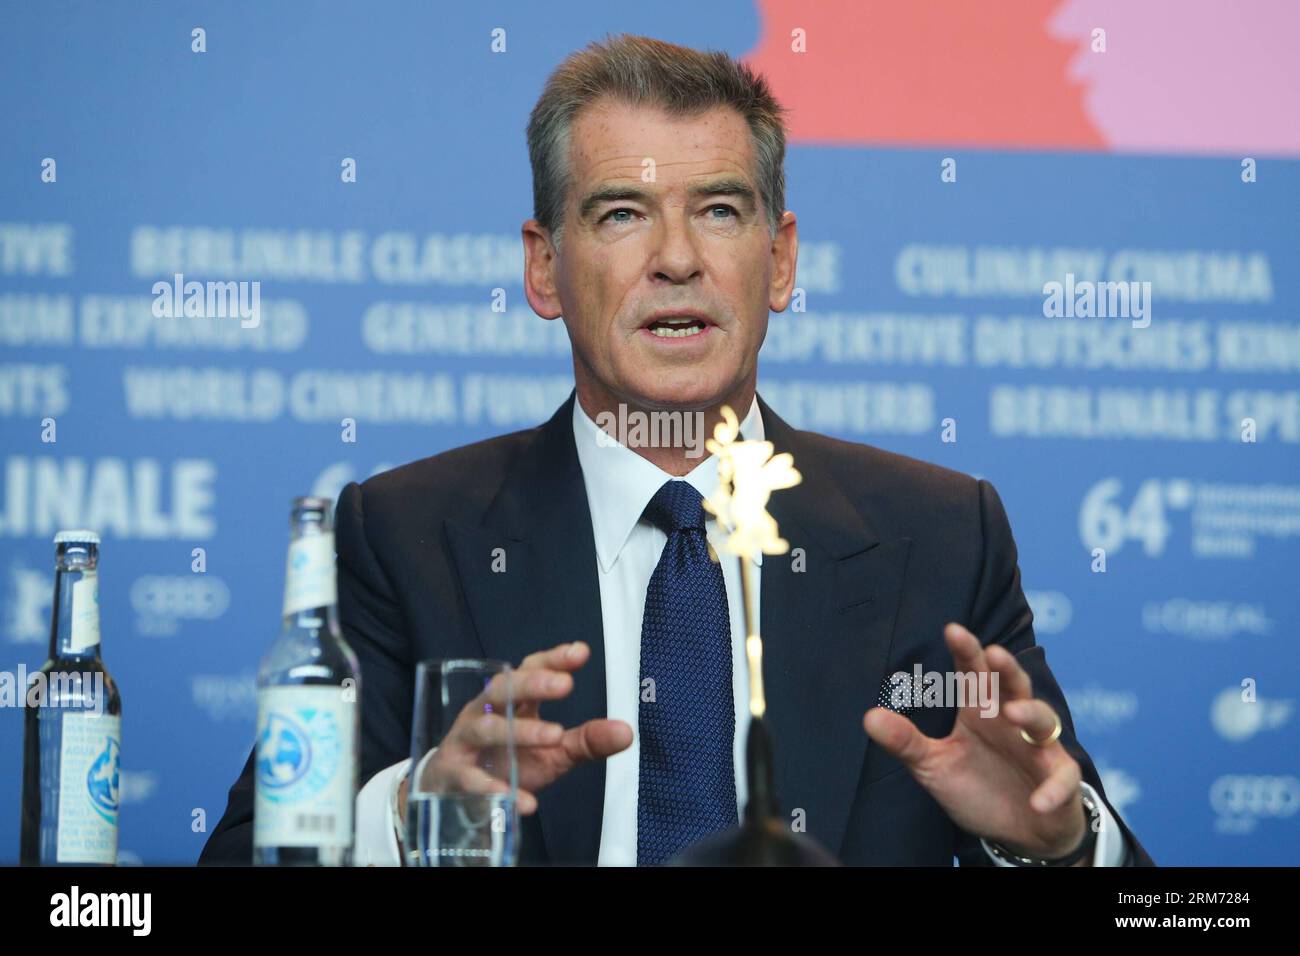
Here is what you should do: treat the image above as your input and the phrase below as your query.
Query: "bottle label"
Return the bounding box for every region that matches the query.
[56,711,120,864]
[69,571,101,652]
[254,686,356,848]
[282,533,336,617]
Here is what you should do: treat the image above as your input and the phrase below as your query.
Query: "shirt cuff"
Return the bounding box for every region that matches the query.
[353,758,411,867]
[980,781,1127,867]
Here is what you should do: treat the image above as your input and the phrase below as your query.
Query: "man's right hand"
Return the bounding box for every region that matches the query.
[399,641,632,819]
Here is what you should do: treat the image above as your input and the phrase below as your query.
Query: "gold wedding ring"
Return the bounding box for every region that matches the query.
[1020,710,1062,747]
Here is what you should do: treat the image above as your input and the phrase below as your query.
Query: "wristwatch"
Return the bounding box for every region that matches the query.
[983,786,1102,867]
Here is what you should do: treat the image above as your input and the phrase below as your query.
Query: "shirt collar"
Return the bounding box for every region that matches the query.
[573,395,765,573]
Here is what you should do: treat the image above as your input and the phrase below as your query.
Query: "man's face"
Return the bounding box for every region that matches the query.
[523,97,797,414]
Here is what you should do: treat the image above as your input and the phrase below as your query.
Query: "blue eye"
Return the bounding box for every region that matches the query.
[602,208,635,223]
[708,205,737,219]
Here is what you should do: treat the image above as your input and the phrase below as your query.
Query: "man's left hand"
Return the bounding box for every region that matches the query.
[863,622,1091,865]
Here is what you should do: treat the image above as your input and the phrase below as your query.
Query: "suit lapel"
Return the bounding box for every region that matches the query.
[757,395,909,857]
[443,391,608,864]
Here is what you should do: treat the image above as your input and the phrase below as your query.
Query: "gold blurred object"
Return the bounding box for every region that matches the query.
[702,405,802,561]
[702,405,802,719]
[670,405,838,865]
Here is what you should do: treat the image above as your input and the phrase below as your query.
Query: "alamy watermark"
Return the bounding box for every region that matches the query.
[151,272,260,327]
[1042,272,1151,328]
[0,666,107,714]
[888,665,1001,717]
[595,404,707,458]
[50,885,151,936]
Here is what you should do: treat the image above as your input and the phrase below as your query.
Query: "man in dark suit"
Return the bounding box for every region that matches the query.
[201,34,1152,866]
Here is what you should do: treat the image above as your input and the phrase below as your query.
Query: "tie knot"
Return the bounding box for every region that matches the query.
[644,480,705,533]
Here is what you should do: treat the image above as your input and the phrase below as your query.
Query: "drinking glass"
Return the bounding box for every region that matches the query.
[404,659,518,866]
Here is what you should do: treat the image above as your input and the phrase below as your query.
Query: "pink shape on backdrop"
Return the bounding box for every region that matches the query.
[745,0,1299,156]
[1052,0,1300,156]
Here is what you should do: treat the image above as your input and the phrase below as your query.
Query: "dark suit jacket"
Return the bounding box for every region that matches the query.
[200,391,1153,866]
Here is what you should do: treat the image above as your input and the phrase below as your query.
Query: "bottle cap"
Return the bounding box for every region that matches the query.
[53,530,101,545]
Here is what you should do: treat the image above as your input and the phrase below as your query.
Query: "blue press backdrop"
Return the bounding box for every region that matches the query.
[1,1,1297,864]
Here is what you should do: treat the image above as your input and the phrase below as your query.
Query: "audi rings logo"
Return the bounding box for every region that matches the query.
[131,575,231,636]
[1210,775,1299,822]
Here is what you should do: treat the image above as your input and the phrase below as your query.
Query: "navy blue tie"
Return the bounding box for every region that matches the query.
[637,479,737,866]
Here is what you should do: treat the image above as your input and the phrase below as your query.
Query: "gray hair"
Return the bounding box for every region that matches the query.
[526,34,789,248]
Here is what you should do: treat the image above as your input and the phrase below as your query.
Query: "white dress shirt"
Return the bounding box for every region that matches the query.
[353,396,1125,867]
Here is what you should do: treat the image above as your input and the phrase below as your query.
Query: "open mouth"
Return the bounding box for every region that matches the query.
[644,315,710,339]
